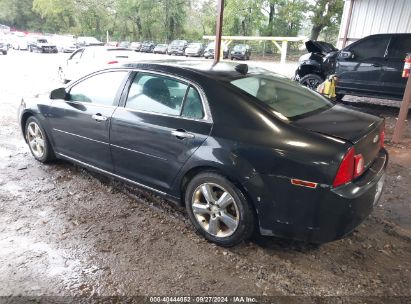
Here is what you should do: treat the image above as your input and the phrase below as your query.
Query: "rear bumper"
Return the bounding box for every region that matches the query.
[244,149,388,243]
[169,49,185,55]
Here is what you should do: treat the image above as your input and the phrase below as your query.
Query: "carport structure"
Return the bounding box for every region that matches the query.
[203,35,306,64]
[211,0,411,143]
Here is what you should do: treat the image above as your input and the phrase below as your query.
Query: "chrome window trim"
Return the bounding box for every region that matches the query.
[123,69,213,123]
[56,152,166,195]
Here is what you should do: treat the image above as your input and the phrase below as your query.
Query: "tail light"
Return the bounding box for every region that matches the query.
[333,147,355,188]
[353,154,364,178]
[333,147,365,188]
[107,60,118,64]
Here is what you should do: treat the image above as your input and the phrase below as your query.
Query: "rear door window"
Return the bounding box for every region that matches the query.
[181,87,204,119]
[125,73,188,116]
[349,36,390,60]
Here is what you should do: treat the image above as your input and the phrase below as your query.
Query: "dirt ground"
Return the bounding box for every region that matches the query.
[0,50,410,298]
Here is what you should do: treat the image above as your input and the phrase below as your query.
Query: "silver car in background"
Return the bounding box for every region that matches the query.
[57,46,139,83]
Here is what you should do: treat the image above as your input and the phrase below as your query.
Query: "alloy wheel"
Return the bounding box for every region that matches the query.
[301,77,321,90]
[191,183,240,237]
[27,121,45,158]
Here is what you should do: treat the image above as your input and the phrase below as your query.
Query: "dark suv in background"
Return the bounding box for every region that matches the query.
[167,40,188,55]
[295,33,411,100]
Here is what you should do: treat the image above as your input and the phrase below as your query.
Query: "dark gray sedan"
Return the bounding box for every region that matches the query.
[18,61,387,247]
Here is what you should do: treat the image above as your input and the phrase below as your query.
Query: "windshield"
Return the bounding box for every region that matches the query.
[233,45,246,51]
[38,39,48,43]
[188,43,201,48]
[231,75,333,120]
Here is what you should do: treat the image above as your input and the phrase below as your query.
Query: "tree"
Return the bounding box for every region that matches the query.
[223,0,264,36]
[309,0,343,40]
[0,0,43,31]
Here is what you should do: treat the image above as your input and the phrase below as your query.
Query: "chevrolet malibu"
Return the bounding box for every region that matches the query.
[18,61,387,247]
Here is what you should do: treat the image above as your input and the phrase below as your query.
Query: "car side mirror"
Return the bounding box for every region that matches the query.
[50,87,68,100]
[339,50,355,59]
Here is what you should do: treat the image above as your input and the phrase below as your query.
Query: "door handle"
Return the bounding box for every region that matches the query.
[92,114,107,122]
[371,63,381,67]
[171,129,195,139]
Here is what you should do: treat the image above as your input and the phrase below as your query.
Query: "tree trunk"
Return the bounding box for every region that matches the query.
[310,24,323,40]
[267,4,275,36]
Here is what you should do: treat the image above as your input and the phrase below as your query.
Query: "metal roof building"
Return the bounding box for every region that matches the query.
[337,0,411,48]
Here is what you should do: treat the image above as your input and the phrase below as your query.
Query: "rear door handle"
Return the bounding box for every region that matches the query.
[171,129,195,139]
[92,113,107,122]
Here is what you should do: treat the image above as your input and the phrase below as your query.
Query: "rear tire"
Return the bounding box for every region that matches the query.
[299,74,324,91]
[2,51,6,55]
[185,172,255,247]
[25,116,55,163]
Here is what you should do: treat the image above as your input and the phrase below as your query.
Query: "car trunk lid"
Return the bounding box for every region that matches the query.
[293,105,384,169]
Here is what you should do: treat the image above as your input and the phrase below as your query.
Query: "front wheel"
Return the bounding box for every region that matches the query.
[25,116,55,163]
[299,73,324,91]
[185,172,255,247]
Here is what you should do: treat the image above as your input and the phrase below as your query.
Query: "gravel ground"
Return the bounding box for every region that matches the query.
[0,50,410,298]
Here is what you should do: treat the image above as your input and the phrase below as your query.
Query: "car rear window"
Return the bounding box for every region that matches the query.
[231,75,333,120]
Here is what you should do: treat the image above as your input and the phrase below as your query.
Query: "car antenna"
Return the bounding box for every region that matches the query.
[235,64,248,75]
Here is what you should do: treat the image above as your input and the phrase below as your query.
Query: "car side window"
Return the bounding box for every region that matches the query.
[349,36,390,60]
[388,36,411,59]
[69,71,128,106]
[181,87,204,119]
[125,73,188,116]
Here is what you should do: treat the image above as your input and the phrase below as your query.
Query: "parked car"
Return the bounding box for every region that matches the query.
[185,42,205,57]
[140,41,156,53]
[0,36,9,55]
[11,35,28,50]
[167,40,188,55]
[20,61,387,247]
[57,46,139,83]
[130,41,142,52]
[203,42,229,59]
[76,36,104,47]
[28,37,58,53]
[153,44,168,54]
[119,41,130,48]
[230,44,251,60]
[54,35,77,53]
[106,41,119,47]
[295,34,411,100]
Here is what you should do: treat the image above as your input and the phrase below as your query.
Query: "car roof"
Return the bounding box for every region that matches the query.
[118,60,282,81]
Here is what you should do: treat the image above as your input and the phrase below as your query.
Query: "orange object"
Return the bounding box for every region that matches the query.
[402,53,411,78]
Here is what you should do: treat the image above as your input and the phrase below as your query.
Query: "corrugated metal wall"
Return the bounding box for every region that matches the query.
[337,0,411,48]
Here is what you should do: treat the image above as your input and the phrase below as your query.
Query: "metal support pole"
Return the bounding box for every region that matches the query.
[213,0,224,66]
[392,74,411,143]
[342,0,354,48]
[280,40,288,64]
